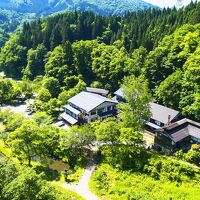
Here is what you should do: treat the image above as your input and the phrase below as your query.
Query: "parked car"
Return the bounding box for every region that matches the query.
[56,121,65,127]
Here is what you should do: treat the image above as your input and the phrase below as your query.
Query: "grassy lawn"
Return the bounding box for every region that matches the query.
[47,159,84,184]
[142,131,155,146]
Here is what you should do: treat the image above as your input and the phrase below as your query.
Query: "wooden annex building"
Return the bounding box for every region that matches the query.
[155,119,200,153]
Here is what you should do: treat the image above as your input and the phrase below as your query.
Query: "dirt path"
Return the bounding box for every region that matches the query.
[61,158,99,200]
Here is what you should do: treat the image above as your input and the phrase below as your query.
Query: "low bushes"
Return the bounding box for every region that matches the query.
[175,145,200,166]
[90,164,200,200]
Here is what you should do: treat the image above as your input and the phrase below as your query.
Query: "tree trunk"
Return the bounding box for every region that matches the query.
[28,158,31,167]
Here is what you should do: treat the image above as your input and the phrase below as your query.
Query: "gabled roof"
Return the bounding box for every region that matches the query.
[86,87,109,96]
[170,127,190,142]
[165,118,200,130]
[114,88,124,97]
[68,92,117,113]
[161,118,200,142]
[150,103,180,124]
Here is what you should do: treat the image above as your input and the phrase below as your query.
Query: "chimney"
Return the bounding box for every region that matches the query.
[168,115,171,125]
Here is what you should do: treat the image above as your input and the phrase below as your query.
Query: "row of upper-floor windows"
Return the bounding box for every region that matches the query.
[192,137,200,143]
[69,103,86,114]
[91,105,116,116]
[65,109,78,120]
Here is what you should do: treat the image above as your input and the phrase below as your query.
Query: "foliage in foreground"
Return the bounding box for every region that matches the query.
[0,158,81,200]
[91,119,200,200]
[0,109,92,169]
[90,163,200,200]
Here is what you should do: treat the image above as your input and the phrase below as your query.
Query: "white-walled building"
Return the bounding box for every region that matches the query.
[60,91,118,125]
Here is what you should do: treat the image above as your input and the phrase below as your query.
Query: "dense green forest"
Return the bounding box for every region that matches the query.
[0,9,35,47]
[0,2,200,200]
[0,1,199,121]
[1,78,200,199]
[5,1,200,52]
[0,0,155,47]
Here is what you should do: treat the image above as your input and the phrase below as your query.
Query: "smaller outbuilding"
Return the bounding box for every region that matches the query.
[113,88,181,132]
[154,118,200,153]
[86,87,109,96]
[146,103,181,132]
[112,88,124,102]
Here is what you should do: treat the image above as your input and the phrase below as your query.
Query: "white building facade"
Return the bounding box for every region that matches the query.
[60,92,118,125]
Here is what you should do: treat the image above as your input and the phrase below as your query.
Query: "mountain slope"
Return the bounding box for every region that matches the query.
[0,0,155,47]
[144,0,200,8]
[0,0,155,16]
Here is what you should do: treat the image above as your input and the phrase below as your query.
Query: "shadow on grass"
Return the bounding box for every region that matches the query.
[33,165,60,181]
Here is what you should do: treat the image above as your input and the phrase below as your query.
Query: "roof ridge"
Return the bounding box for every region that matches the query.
[68,91,117,112]
[165,118,200,130]
[150,102,180,113]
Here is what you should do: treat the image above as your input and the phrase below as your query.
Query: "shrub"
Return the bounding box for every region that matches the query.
[184,150,200,165]
[90,164,200,200]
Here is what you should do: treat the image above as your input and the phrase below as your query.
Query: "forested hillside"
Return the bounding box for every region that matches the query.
[6,1,200,52]
[0,0,154,47]
[0,0,154,16]
[0,9,35,47]
[0,2,200,200]
[0,1,200,121]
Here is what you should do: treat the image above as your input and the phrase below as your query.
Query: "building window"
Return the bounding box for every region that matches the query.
[192,137,200,143]
[98,108,104,114]
[91,110,96,115]
[107,106,112,111]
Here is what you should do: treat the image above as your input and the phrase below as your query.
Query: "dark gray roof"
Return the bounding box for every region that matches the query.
[68,92,117,113]
[162,118,200,142]
[86,87,109,96]
[165,118,200,130]
[150,103,180,124]
[170,127,190,142]
[188,124,200,139]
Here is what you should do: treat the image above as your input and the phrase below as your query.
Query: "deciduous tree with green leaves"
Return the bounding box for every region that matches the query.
[7,120,40,166]
[119,76,152,130]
